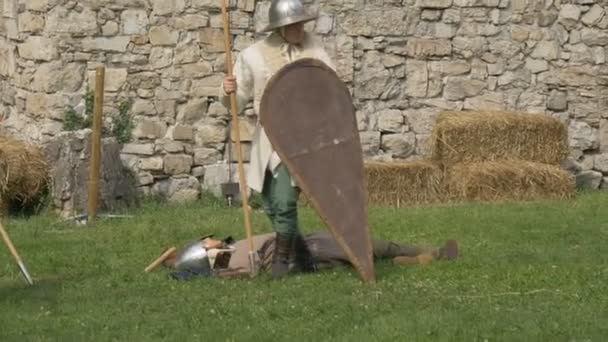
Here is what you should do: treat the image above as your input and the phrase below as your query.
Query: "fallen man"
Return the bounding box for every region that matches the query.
[160,231,458,280]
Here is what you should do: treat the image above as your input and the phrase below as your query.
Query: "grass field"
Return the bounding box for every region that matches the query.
[1,192,607,341]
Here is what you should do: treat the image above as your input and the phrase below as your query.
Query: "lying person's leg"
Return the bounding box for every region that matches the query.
[372,239,458,265]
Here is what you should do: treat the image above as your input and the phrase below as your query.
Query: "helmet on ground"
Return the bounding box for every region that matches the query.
[173,240,212,276]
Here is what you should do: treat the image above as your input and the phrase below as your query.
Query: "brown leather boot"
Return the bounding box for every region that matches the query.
[438,240,458,260]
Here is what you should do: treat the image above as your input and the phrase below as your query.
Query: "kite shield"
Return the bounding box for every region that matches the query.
[259,58,375,283]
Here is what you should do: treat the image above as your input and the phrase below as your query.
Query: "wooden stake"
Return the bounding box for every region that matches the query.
[220,0,257,277]
[88,66,104,221]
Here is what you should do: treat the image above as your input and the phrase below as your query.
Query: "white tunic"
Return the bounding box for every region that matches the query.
[218,31,336,193]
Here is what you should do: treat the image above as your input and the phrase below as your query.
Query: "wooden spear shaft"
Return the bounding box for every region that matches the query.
[220,0,257,276]
[88,66,105,221]
[0,221,33,285]
[144,247,177,273]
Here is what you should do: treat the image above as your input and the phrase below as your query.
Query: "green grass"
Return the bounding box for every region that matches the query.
[1,192,608,341]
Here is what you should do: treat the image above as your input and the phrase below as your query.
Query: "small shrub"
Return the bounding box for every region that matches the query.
[112,100,134,144]
[63,106,86,131]
[63,90,134,144]
[62,89,94,131]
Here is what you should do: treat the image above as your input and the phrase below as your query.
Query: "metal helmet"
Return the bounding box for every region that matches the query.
[173,240,212,276]
[261,0,317,32]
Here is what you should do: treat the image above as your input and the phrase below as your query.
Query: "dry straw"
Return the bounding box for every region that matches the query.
[0,136,50,205]
[364,160,444,207]
[0,152,7,195]
[298,160,444,207]
[431,110,569,167]
[445,160,575,202]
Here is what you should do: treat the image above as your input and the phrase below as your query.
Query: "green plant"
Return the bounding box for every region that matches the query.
[84,88,94,125]
[112,100,134,144]
[63,90,134,144]
[63,106,85,131]
[62,88,94,131]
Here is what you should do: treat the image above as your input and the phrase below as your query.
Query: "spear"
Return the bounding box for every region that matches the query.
[220,0,258,277]
[0,221,33,285]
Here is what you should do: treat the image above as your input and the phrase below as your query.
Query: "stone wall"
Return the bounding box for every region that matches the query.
[1,0,608,201]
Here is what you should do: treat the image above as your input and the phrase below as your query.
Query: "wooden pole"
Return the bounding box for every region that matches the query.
[88,66,105,221]
[144,247,177,273]
[220,0,257,277]
[0,221,33,285]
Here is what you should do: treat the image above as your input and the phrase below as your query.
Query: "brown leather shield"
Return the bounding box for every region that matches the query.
[259,58,375,283]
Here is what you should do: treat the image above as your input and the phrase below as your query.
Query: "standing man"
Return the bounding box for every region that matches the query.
[219,0,336,279]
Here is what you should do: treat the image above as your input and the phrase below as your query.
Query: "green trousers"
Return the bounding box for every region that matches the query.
[261,164,300,237]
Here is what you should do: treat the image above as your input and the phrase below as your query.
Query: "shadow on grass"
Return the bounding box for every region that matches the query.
[0,275,66,305]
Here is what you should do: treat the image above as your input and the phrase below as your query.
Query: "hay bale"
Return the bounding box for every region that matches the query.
[445,160,575,202]
[365,160,444,207]
[431,110,569,167]
[298,161,444,208]
[0,136,50,204]
[0,155,7,195]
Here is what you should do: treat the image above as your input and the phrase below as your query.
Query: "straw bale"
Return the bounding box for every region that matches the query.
[298,160,444,208]
[364,160,444,207]
[445,160,575,202]
[0,155,7,195]
[0,136,50,204]
[431,110,569,167]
